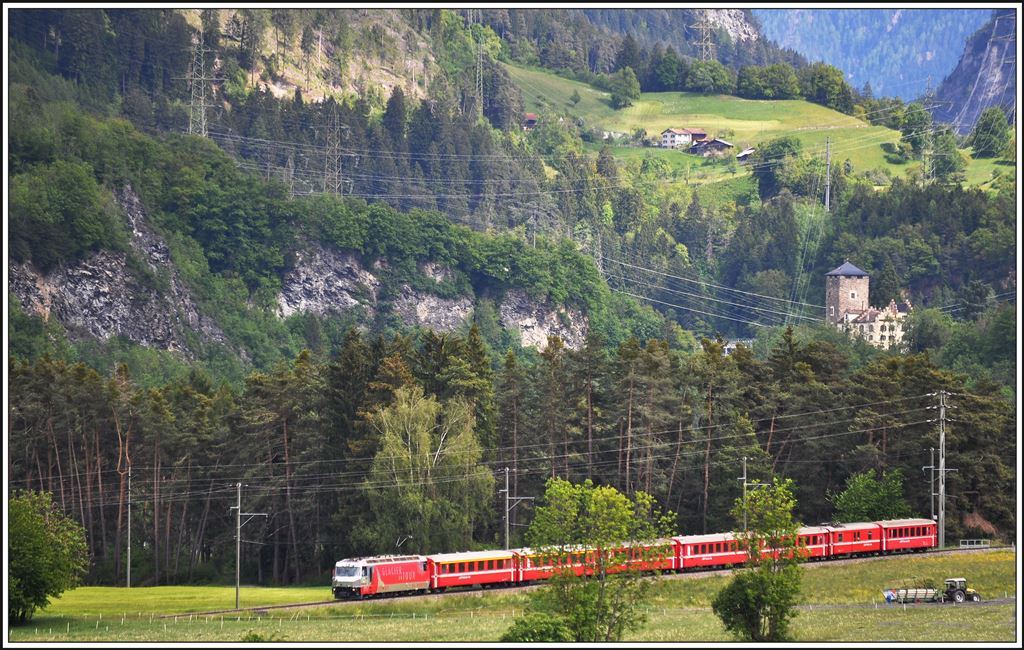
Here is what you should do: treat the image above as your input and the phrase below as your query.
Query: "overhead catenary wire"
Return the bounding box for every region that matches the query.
[65,410,939,508]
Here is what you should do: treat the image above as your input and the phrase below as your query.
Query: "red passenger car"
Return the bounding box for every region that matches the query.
[676,533,747,570]
[796,526,831,560]
[827,522,883,557]
[427,550,516,592]
[878,519,937,552]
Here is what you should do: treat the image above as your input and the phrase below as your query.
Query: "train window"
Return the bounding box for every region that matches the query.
[867,532,872,540]
[458,562,465,573]
[838,533,844,542]
[421,562,427,572]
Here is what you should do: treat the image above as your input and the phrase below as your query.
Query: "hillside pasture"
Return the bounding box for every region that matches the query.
[506,63,1000,189]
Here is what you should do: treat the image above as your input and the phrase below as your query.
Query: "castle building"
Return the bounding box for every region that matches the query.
[825,261,912,350]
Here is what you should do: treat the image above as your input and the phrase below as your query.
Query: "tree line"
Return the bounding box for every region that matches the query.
[8,324,1015,587]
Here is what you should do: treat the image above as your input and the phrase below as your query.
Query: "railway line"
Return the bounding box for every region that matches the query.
[160,545,1013,619]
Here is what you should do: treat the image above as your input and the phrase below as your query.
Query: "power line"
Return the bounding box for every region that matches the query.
[10,394,937,493]
[602,256,826,309]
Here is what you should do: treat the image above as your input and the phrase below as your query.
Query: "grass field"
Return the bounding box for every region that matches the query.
[506,63,1008,191]
[9,550,1015,643]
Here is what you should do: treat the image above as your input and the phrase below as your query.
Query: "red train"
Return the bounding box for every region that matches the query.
[331,518,937,599]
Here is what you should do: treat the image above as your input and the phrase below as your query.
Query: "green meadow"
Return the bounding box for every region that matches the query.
[9,550,1014,643]
[506,63,1008,191]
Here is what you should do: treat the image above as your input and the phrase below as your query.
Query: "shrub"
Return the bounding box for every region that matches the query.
[500,612,574,642]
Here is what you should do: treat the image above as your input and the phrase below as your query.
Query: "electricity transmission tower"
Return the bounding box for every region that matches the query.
[183,33,220,137]
[691,10,714,62]
[469,8,485,119]
[322,102,352,195]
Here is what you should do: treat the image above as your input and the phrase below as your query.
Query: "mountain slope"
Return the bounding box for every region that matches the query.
[932,9,1017,135]
[753,8,992,100]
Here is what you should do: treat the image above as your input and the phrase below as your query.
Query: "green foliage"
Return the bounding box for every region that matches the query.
[736,64,800,99]
[751,137,802,199]
[357,386,495,553]
[797,62,854,114]
[522,478,676,642]
[9,490,89,624]
[970,106,1011,158]
[240,630,286,642]
[900,102,932,156]
[684,60,736,94]
[712,565,802,642]
[714,477,803,641]
[500,612,574,642]
[610,66,641,109]
[9,159,126,271]
[828,469,912,523]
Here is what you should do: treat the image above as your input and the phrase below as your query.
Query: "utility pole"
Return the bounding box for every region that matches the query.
[498,468,533,550]
[938,390,946,548]
[127,465,131,589]
[824,137,831,212]
[935,390,958,549]
[229,483,268,610]
[923,447,936,522]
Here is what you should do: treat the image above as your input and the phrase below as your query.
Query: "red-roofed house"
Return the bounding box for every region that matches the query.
[523,113,539,130]
[660,127,707,148]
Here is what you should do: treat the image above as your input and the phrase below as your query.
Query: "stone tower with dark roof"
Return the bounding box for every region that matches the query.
[825,261,869,326]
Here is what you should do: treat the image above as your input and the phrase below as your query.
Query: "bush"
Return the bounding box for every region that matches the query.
[500,612,574,642]
[240,630,286,642]
[712,565,801,641]
[9,490,89,624]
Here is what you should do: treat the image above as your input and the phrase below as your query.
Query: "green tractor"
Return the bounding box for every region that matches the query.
[940,577,982,603]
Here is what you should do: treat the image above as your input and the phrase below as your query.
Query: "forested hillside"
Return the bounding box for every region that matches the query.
[753,8,991,101]
[5,8,1017,591]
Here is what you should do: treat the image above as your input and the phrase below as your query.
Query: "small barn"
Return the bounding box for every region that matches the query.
[523,113,539,130]
[690,138,734,158]
[737,147,756,163]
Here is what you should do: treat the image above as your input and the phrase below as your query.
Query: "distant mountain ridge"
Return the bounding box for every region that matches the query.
[752,8,992,100]
[932,9,1017,135]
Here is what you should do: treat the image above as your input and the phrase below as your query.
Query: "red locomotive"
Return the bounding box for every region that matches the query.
[331,518,937,599]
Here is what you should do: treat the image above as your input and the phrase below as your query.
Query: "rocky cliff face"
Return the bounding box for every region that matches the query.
[276,244,381,319]
[9,187,227,357]
[10,203,590,357]
[277,244,588,348]
[933,9,1016,135]
[498,288,588,351]
[709,9,759,43]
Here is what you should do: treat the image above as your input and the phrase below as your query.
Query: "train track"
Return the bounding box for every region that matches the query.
[160,545,1013,618]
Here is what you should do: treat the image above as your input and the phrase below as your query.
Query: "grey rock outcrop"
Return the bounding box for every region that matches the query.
[276,244,381,318]
[392,285,473,332]
[499,288,588,351]
[9,186,227,356]
[709,9,759,42]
